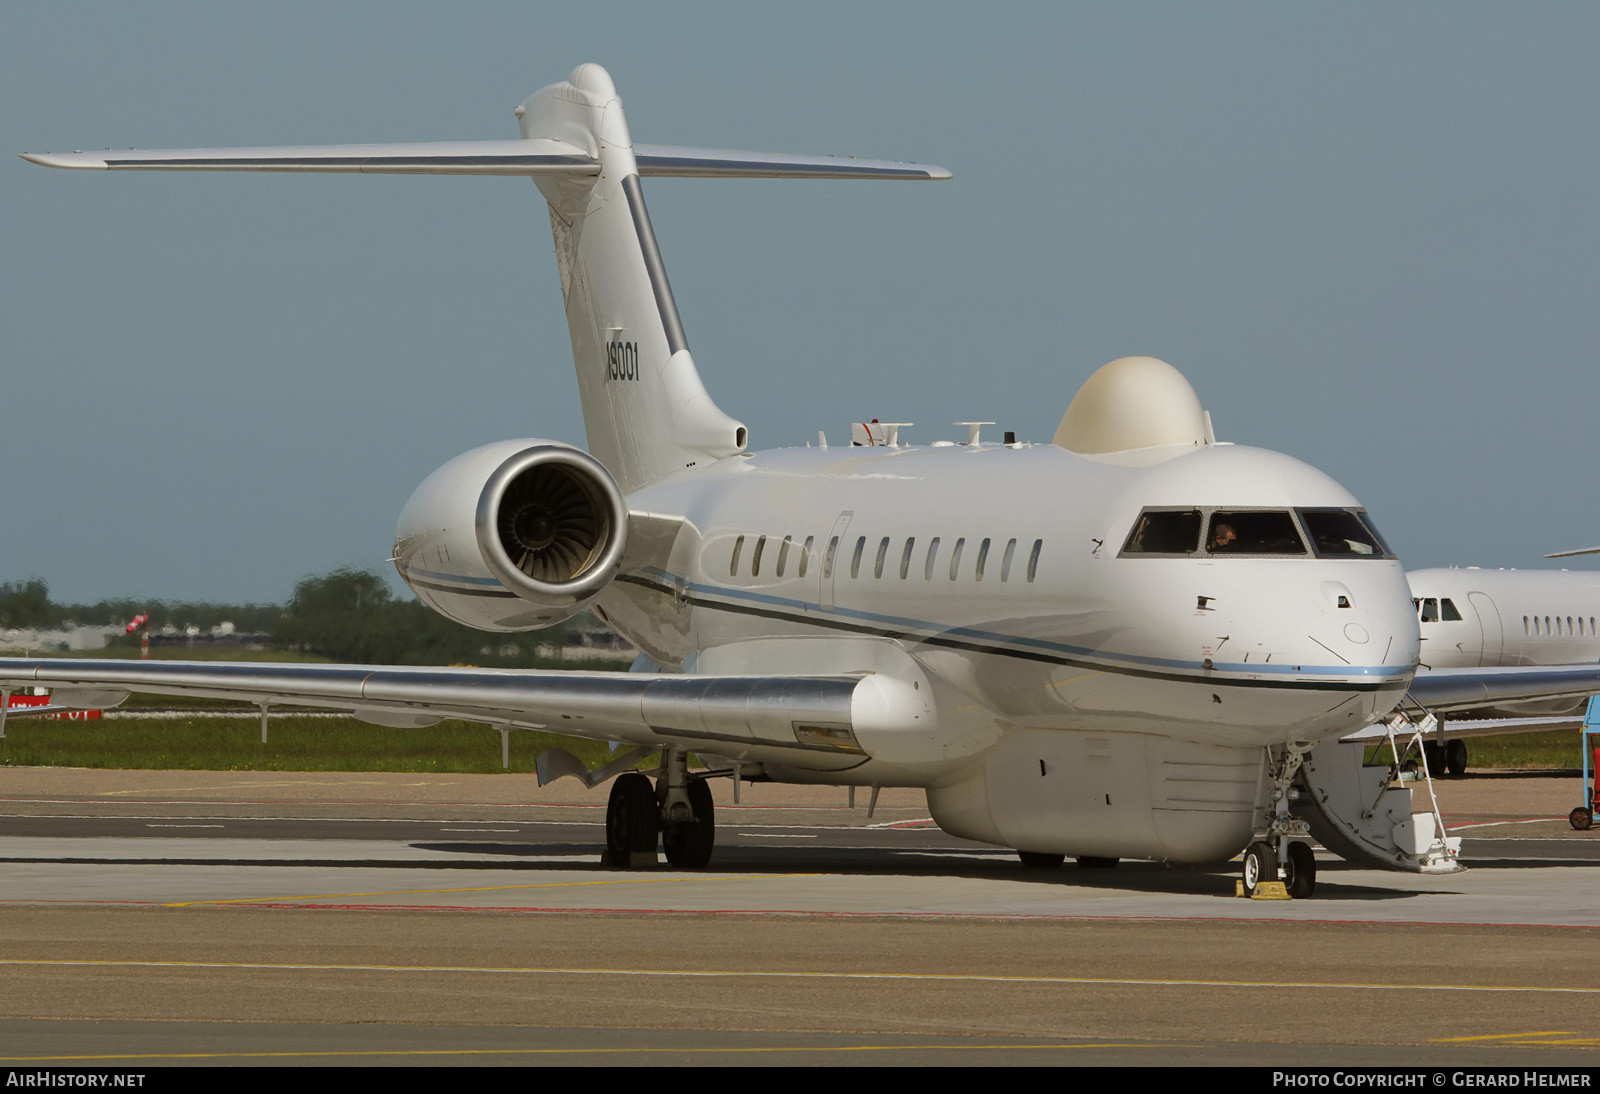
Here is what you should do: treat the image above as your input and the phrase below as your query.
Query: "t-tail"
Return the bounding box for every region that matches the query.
[21,63,951,493]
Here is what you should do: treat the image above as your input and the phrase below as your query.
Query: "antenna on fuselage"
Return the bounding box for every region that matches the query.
[954,422,994,447]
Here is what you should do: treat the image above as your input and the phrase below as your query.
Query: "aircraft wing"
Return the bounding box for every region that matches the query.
[0,658,896,761]
[1340,713,1581,742]
[1405,663,1600,714]
[20,142,950,180]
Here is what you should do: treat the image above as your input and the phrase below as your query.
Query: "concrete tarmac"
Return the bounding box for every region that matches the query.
[0,767,1596,1067]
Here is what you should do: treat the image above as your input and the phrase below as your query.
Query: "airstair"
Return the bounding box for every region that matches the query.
[1295,712,1463,873]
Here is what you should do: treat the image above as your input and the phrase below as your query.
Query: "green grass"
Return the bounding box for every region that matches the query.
[0,713,653,774]
[1365,729,1587,771]
[1,646,336,663]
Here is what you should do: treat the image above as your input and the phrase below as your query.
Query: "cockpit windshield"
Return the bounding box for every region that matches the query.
[1206,511,1306,555]
[1119,506,1396,559]
[1123,510,1202,554]
[1299,508,1387,558]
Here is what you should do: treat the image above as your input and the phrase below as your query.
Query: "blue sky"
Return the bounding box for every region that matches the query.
[3,3,1597,602]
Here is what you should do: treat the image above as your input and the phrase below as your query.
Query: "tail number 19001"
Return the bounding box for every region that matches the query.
[607,340,639,381]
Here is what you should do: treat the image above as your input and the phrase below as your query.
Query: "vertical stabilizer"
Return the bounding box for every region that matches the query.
[520,65,746,493]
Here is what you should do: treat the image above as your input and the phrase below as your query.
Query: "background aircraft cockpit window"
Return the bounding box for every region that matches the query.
[1205,511,1306,555]
[1420,598,1439,622]
[1442,598,1463,622]
[1121,510,1201,554]
[1298,509,1387,558]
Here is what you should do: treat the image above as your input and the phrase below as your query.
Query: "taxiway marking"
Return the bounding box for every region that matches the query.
[6,958,1600,995]
[164,872,809,907]
[0,1042,1164,1063]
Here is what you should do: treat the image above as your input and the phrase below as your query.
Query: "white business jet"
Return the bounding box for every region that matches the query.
[1376,565,1600,775]
[12,64,1600,896]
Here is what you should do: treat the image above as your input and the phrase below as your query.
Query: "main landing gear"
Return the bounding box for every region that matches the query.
[604,749,715,869]
[1422,738,1469,778]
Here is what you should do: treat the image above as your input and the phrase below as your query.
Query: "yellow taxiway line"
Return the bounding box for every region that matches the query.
[164,872,810,907]
[3,959,1600,996]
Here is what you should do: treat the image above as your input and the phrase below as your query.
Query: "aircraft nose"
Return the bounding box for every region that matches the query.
[1311,572,1418,670]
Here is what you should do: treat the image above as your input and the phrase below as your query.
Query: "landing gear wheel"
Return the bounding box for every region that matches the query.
[663,777,715,868]
[1075,856,1119,869]
[1242,840,1277,897]
[1571,807,1593,831]
[606,772,658,867]
[1017,851,1065,868]
[1283,840,1316,898]
[1445,739,1468,777]
[1422,741,1443,776]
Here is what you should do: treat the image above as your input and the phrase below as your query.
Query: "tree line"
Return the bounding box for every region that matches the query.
[0,570,616,668]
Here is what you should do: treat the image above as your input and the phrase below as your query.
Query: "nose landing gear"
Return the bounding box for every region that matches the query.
[1241,742,1318,898]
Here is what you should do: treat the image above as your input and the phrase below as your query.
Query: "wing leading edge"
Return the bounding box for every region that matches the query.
[0,658,899,762]
[1405,663,1600,713]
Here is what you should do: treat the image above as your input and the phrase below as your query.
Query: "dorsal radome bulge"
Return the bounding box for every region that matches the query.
[1053,356,1214,454]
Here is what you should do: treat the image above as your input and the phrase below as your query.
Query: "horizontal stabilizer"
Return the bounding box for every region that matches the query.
[634,144,949,180]
[20,139,599,175]
[22,141,950,180]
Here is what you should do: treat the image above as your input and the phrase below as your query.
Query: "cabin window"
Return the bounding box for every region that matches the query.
[1441,598,1463,622]
[949,537,966,580]
[924,537,941,580]
[799,536,813,579]
[1299,509,1386,558]
[899,538,915,580]
[1122,509,1201,555]
[1000,538,1017,582]
[1546,616,1552,635]
[730,535,745,577]
[850,536,867,579]
[824,536,840,579]
[1524,616,1530,635]
[776,535,791,577]
[873,537,890,579]
[751,535,767,577]
[974,538,991,581]
[1028,539,1043,582]
[1420,598,1439,623]
[1207,511,1306,555]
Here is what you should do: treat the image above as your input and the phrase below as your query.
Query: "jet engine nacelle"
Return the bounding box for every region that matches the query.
[393,440,629,631]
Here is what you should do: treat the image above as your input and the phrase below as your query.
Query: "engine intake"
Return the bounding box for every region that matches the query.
[395,440,630,631]
[477,446,629,605]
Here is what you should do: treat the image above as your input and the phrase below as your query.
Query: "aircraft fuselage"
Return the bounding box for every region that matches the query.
[600,437,1419,791]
